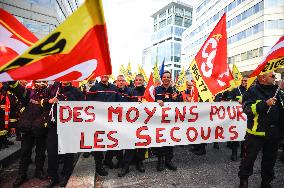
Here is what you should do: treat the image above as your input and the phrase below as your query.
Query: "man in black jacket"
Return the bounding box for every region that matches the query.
[86,75,120,176]
[155,71,179,172]
[118,74,146,177]
[229,76,248,161]
[44,81,84,188]
[12,81,48,188]
[238,72,284,188]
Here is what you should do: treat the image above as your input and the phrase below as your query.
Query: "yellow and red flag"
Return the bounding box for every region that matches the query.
[176,67,187,92]
[0,0,111,81]
[138,64,148,82]
[247,35,284,87]
[0,8,38,66]
[189,13,233,101]
[143,73,155,102]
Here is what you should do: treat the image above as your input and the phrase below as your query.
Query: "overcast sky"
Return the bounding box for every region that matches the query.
[102,0,197,76]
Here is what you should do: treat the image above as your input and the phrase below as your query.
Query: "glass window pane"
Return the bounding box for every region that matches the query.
[174,16,183,26]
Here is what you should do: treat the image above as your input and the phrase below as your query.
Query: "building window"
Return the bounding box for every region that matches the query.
[168,7,173,14]
[175,7,184,16]
[167,16,172,25]
[154,17,157,24]
[185,10,192,18]
[154,24,157,32]
[184,18,192,28]
[159,19,166,29]
[241,52,247,61]
[174,16,183,26]
[159,11,166,18]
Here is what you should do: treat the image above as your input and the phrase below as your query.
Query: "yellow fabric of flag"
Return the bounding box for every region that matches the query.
[138,65,148,82]
[176,67,187,92]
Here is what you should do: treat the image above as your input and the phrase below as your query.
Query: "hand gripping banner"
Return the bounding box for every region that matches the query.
[0,0,111,81]
[189,14,233,102]
[57,101,246,154]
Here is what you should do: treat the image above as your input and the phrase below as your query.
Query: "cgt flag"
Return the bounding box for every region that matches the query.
[189,13,233,102]
[0,0,111,81]
[247,35,284,87]
[0,8,38,66]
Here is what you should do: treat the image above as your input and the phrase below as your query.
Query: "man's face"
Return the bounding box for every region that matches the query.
[264,73,276,85]
[162,73,171,86]
[116,76,126,89]
[100,75,109,83]
[134,76,144,87]
[187,82,193,90]
[241,77,248,88]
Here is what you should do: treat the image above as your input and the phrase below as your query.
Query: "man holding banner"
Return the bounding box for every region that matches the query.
[238,72,284,188]
[154,71,179,172]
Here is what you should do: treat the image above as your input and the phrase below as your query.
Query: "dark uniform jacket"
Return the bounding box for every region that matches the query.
[43,83,84,125]
[154,85,181,102]
[117,87,132,102]
[242,81,284,138]
[87,82,119,102]
[229,85,246,102]
[130,86,145,102]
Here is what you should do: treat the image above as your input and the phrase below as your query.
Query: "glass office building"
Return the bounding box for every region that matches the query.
[182,0,284,75]
[148,1,193,80]
[0,0,83,38]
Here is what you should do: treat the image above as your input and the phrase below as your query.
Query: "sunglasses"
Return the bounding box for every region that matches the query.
[269,75,276,78]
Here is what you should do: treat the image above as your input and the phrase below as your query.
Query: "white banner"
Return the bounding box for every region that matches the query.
[57,102,246,154]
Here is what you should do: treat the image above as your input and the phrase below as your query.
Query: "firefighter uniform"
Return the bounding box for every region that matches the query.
[118,86,146,177]
[154,85,180,171]
[86,81,120,176]
[44,82,84,188]
[238,81,284,187]
[229,85,247,161]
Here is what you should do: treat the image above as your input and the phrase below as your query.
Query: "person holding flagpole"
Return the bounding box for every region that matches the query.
[238,72,284,188]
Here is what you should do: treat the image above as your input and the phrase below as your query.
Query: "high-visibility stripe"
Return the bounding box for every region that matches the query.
[0,130,8,136]
[9,119,17,122]
[20,107,25,113]
[88,90,117,94]
[246,128,265,136]
[251,100,261,132]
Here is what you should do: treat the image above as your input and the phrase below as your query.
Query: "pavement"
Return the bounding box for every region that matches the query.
[94,143,284,188]
[0,142,284,188]
[0,137,21,168]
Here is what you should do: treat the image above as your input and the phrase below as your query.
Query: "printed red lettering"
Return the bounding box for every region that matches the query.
[135,126,151,147]
[108,106,123,122]
[186,127,198,142]
[188,106,198,122]
[144,107,156,124]
[59,106,72,123]
[94,131,105,148]
[126,107,139,123]
[73,106,83,122]
[229,125,238,140]
[175,106,186,122]
[84,106,95,122]
[215,126,224,139]
[170,127,181,142]
[201,127,211,140]
[236,105,246,121]
[161,107,171,123]
[227,106,236,119]
[217,106,225,120]
[80,132,92,149]
[107,131,118,148]
[156,128,166,143]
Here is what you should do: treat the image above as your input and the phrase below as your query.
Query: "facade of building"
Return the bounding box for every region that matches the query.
[142,46,152,68]
[0,0,83,38]
[149,1,193,80]
[182,0,284,75]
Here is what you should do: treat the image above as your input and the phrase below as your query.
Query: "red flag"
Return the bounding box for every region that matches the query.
[189,14,233,101]
[143,73,155,102]
[247,35,284,87]
[0,0,111,81]
[0,8,38,66]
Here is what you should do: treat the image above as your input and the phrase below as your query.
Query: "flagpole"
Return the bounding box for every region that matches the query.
[267,86,280,114]
[49,86,60,122]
